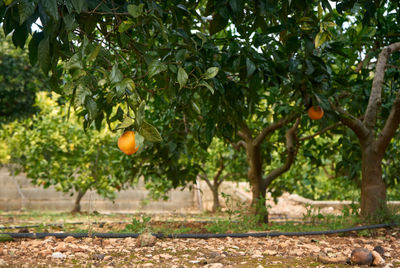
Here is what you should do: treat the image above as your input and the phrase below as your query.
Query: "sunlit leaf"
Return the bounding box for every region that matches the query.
[177,67,188,89]
[139,121,162,142]
[203,67,219,79]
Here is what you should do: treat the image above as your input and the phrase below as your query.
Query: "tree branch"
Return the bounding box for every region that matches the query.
[213,160,225,186]
[238,121,253,142]
[298,122,342,142]
[254,113,298,146]
[231,141,246,151]
[263,118,300,189]
[377,90,400,157]
[198,173,213,189]
[364,42,400,130]
[330,100,369,140]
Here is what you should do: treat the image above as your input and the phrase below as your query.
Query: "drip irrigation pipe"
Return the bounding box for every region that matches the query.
[1,223,396,239]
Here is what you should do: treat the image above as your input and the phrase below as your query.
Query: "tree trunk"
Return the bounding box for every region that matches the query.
[71,189,86,213]
[211,185,221,212]
[360,142,387,217]
[246,143,268,222]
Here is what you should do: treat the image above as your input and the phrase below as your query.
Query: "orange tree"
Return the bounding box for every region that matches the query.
[307,1,400,217]
[3,0,400,220]
[0,0,337,222]
[2,92,136,213]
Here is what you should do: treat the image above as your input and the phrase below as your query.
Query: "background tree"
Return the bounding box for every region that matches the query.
[197,138,246,212]
[0,32,46,123]
[2,92,136,213]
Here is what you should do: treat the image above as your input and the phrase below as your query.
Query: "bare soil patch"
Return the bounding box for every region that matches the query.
[1,227,399,267]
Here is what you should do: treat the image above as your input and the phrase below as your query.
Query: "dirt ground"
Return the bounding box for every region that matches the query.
[0,193,399,267]
[0,227,399,267]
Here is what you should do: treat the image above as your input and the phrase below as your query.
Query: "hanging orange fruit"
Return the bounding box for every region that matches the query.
[118,131,139,155]
[308,106,324,120]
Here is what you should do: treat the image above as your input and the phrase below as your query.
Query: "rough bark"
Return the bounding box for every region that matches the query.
[360,141,387,217]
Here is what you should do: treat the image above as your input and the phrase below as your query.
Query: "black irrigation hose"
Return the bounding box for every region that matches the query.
[1,223,396,239]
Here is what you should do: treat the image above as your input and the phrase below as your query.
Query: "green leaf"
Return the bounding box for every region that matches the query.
[12,23,28,49]
[199,80,214,94]
[117,116,134,129]
[38,36,50,73]
[70,0,87,13]
[118,20,134,33]
[136,101,146,126]
[18,0,37,25]
[148,60,167,78]
[63,13,78,31]
[246,58,256,77]
[134,132,145,150]
[87,45,101,62]
[203,67,219,79]
[75,84,91,107]
[192,101,201,114]
[40,0,59,21]
[28,31,42,65]
[315,31,329,48]
[139,121,162,142]
[124,78,135,91]
[177,67,188,89]
[127,4,144,18]
[209,12,228,35]
[85,97,98,120]
[110,64,123,83]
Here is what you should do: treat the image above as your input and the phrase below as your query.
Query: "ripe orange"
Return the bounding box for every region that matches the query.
[118,131,139,155]
[308,106,324,120]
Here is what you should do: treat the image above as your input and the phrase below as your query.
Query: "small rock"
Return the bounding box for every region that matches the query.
[351,248,373,266]
[64,236,77,243]
[142,263,154,267]
[136,232,157,247]
[372,250,385,266]
[317,252,348,264]
[263,249,277,255]
[374,246,385,257]
[43,236,56,243]
[104,255,113,261]
[205,263,223,268]
[55,242,68,252]
[0,258,8,266]
[93,253,105,260]
[384,252,391,258]
[51,252,66,259]
[39,249,52,257]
